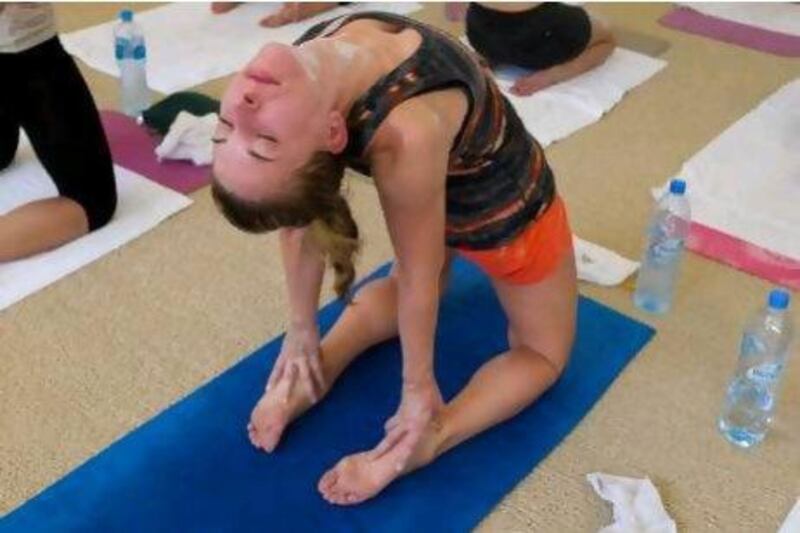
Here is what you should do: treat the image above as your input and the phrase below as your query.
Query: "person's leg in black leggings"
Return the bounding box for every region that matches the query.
[0,57,20,171]
[0,37,117,262]
[23,37,117,230]
[465,3,616,96]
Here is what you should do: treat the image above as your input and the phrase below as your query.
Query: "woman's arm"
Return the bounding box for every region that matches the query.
[279,226,326,332]
[375,133,447,388]
[268,226,327,401]
[368,116,451,465]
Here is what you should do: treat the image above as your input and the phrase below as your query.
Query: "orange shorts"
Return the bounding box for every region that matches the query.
[457,196,573,285]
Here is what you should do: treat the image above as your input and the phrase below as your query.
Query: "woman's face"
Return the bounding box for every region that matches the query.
[213,43,326,201]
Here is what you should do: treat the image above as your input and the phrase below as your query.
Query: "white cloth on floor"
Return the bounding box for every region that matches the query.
[574,237,639,286]
[682,3,800,36]
[779,499,800,533]
[155,111,217,166]
[656,78,800,260]
[460,38,667,148]
[0,132,191,311]
[61,2,421,93]
[587,472,677,533]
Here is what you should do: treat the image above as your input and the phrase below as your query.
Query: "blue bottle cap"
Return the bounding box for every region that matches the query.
[768,289,790,310]
[120,9,133,22]
[669,179,687,195]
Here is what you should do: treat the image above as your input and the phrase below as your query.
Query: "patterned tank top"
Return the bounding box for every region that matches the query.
[295,12,555,250]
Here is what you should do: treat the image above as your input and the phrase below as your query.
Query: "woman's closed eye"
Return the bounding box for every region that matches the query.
[212,116,234,143]
[250,134,279,161]
[212,117,277,162]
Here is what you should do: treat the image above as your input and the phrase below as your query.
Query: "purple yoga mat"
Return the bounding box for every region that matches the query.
[100,110,211,195]
[660,6,800,57]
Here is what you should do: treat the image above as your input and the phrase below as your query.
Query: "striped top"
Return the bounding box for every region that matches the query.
[295,12,555,250]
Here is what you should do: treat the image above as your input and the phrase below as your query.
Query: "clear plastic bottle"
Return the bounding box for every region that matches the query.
[114,9,150,117]
[633,179,691,314]
[718,289,794,448]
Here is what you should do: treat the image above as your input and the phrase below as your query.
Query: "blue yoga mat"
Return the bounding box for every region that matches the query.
[2,259,654,533]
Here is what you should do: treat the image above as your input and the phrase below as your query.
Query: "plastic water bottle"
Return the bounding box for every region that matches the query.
[114,9,150,117]
[633,179,691,314]
[718,289,794,448]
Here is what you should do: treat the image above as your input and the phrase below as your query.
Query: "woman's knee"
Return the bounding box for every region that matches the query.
[70,178,118,232]
[0,127,19,171]
[507,326,572,380]
[86,188,118,231]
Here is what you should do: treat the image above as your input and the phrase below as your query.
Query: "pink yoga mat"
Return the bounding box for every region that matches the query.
[660,6,800,57]
[688,223,800,290]
[100,110,211,195]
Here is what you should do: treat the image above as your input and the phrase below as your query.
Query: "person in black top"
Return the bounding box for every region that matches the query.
[449,2,616,95]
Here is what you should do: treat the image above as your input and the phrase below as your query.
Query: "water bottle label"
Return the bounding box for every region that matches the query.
[648,238,684,266]
[740,334,765,358]
[746,364,783,385]
[114,37,130,60]
[132,45,146,60]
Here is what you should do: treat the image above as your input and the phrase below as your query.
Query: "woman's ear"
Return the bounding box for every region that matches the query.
[325,111,348,154]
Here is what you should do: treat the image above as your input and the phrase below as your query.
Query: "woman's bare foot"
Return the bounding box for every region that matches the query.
[247,369,327,453]
[210,2,241,14]
[317,412,448,505]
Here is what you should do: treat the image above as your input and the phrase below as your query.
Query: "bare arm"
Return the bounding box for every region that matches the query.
[279,226,325,331]
[364,113,453,467]
[267,226,327,401]
[373,132,448,387]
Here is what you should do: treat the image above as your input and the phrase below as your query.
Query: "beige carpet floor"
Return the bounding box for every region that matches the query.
[2,3,799,531]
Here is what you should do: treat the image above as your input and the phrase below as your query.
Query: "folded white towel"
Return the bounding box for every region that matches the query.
[656,78,800,261]
[587,472,677,533]
[155,111,218,166]
[779,499,800,533]
[574,237,639,286]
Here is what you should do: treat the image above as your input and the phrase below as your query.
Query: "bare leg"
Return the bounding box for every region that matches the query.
[0,198,89,262]
[511,15,616,96]
[319,249,577,505]
[248,254,455,452]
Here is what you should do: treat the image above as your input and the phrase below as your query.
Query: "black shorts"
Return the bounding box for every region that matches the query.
[0,37,116,231]
[465,2,592,70]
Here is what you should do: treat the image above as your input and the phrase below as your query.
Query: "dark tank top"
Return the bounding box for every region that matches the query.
[295,12,555,250]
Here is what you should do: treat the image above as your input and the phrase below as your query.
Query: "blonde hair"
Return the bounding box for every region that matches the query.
[211,152,360,300]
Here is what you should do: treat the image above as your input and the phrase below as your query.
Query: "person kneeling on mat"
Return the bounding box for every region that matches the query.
[211,10,577,505]
[448,2,616,96]
[0,3,117,262]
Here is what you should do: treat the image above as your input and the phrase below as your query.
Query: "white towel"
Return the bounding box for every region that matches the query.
[682,3,800,37]
[460,37,667,148]
[779,499,800,533]
[155,111,218,166]
[657,78,800,261]
[574,236,639,286]
[61,2,421,94]
[587,472,677,533]
[0,133,191,311]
